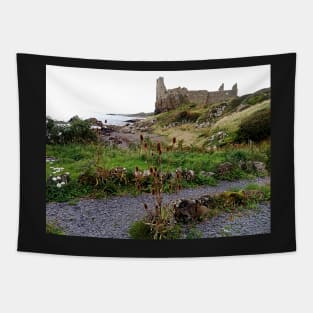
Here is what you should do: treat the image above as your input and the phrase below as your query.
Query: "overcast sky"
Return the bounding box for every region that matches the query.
[46,64,270,121]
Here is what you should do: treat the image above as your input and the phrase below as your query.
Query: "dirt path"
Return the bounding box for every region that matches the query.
[46,177,270,239]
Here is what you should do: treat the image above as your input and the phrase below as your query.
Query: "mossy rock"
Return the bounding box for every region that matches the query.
[213,190,247,210]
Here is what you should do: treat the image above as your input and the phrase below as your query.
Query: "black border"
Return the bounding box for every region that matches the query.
[17,53,296,257]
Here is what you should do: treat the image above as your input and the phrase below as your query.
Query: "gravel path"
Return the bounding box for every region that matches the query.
[182,203,270,238]
[46,177,270,239]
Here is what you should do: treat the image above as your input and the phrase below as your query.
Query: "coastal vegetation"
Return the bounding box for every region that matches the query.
[46,87,271,239]
[46,140,270,202]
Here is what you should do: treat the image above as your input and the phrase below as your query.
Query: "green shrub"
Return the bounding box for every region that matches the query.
[46,117,98,144]
[194,174,217,186]
[129,221,154,240]
[174,110,200,123]
[226,150,249,162]
[129,220,181,240]
[236,108,270,142]
[215,166,247,181]
[143,222,181,240]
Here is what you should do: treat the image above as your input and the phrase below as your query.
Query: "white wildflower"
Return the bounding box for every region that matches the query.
[61,182,65,185]
[52,177,57,181]
[56,183,62,188]
[56,176,61,180]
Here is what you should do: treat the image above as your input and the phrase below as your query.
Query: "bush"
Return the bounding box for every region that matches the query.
[236,108,270,142]
[46,117,98,144]
[215,166,247,181]
[194,174,217,186]
[129,221,154,240]
[129,220,181,240]
[226,150,249,162]
[174,110,200,123]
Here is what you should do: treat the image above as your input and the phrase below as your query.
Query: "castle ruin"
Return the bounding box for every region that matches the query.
[155,77,238,114]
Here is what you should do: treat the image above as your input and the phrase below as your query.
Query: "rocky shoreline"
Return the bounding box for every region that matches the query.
[46,177,270,239]
[87,116,163,148]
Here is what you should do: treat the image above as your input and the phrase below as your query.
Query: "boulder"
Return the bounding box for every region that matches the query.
[174,199,197,223]
[197,195,215,208]
[238,160,254,171]
[143,170,151,177]
[174,198,213,223]
[46,156,57,163]
[195,205,212,219]
[185,169,195,181]
[253,161,267,174]
[199,171,215,177]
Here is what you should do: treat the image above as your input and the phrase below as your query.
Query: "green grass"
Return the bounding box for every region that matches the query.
[245,183,260,190]
[46,142,269,202]
[47,143,269,178]
[186,226,203,239]
[46,222,64,235]
[245,183,270,199]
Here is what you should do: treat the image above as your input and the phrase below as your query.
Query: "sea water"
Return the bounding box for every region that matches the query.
[97,114,144,126]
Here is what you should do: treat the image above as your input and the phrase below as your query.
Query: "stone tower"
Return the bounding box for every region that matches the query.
[156,77,167,102]
[232,83,238,96]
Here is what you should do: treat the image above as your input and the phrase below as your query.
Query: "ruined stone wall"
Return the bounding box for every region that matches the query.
[155,77,238,114]
[207,89,237,104]
[186,90,209,105]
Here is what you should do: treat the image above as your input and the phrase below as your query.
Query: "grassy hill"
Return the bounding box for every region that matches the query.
[149,88,270,147]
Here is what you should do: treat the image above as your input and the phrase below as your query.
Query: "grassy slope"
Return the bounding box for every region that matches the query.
[150,104,208,146]
[211,100,270,134]
[150,93,270,147]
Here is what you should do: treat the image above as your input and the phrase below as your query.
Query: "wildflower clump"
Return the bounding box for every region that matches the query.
[48,167,70,188]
